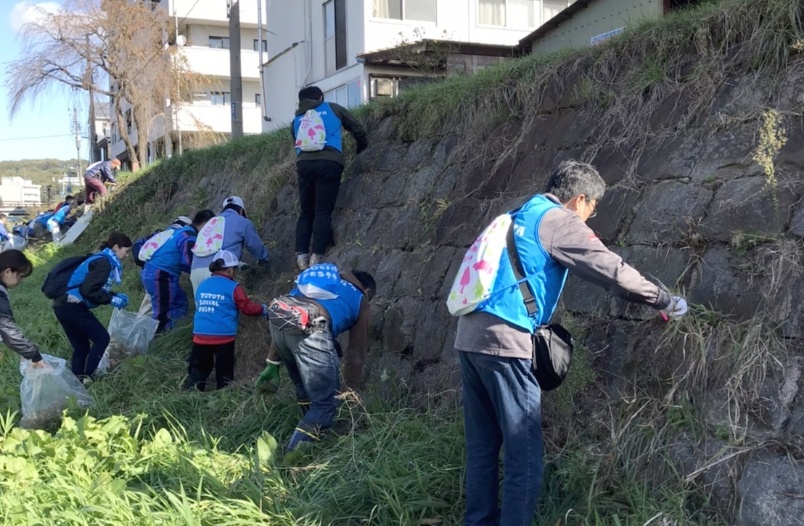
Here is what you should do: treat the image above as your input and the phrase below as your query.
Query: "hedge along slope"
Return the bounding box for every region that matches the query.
[76,0,804,523]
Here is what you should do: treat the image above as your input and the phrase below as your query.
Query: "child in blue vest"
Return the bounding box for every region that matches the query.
[140,210,214,332]
[188,250,266,391]
[52,232,132,381]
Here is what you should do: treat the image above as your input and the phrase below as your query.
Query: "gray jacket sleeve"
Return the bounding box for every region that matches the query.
[539,207,671,309]
[0,293,42,362]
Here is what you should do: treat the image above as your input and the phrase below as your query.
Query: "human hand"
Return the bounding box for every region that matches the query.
[30,359,46,369]
[661,296,688,320]
[111,293,129,309]
[261,303,269,317]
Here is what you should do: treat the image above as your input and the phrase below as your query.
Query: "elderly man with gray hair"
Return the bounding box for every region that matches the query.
[454,160,688,526]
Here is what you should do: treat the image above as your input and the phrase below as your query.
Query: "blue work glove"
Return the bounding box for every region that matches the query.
[111,293,129,309]
[261,303,269,317]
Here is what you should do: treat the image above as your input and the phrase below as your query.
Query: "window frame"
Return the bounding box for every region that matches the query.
[210,91,232,106]
[371,0,438,23]
[324,0,347,75]
[252,39,267,52]
[208,36,230,49]
[476,0,571,29]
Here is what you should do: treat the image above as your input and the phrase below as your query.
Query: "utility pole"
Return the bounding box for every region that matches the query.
[174,4,183,155]
[227,0,243,138]
[71,103,82,177]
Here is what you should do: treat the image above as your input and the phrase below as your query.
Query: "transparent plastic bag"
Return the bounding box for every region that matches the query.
[107,308,158,357]
[19,354,94,429]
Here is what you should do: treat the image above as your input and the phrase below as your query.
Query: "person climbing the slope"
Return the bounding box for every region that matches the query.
[139,210,215,332]
[84,158,121,205]
[190,196,269,297]
[291,86,368,270]
[264,262,374,452]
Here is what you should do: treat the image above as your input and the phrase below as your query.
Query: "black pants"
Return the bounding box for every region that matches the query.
[295,159,343,255]
[53,303,110,379]
[187,341,236,391]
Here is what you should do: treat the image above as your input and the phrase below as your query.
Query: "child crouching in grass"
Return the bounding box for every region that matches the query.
[187,250,266,391]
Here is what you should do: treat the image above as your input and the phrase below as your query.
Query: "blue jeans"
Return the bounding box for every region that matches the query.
[459,350,544,526]
[269,324,339,449]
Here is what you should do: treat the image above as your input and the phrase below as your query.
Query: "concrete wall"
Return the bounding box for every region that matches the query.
[529,0,663,55]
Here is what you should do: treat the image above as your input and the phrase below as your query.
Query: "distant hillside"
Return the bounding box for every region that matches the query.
[0,158,79,188]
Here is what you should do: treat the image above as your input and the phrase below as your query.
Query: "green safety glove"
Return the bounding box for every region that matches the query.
[256,359,281,388]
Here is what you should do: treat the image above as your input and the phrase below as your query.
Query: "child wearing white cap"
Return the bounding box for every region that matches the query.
[187,249,267,390]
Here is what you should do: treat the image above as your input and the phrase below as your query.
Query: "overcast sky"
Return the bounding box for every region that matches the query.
[0,1,87,162]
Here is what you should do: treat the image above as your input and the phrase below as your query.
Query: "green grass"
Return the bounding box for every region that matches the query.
[0,245,732,525]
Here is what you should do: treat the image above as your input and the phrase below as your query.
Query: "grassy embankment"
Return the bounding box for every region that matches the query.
[2,0,802,523]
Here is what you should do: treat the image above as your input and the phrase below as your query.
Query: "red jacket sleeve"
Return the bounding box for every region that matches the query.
[233,284,264,317]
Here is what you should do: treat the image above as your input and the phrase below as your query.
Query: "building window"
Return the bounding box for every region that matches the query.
[208,36,230,49]
[324,80,362,108]
[542,0,567,21]
[478,0,569,28]
[372,0,437,22]
[324,0,347,75]
[253,39,267,52]
[210,91,231,106]
[255,93,261,107]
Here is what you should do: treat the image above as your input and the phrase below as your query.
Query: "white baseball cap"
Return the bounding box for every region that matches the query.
[222,196,245,212]
[212,249,240,269]
[173,216,192,226]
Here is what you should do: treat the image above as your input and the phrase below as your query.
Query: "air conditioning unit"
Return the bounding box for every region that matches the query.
[373,78,395,97]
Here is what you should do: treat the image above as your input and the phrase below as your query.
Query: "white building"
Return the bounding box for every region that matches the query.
[262,0,575,131]
[109,0,267,162]
[0,177,42,207]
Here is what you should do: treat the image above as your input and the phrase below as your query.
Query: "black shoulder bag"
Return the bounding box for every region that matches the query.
[506,224,574,391]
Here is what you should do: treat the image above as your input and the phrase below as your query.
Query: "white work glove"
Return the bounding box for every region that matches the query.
[662,296,688,320]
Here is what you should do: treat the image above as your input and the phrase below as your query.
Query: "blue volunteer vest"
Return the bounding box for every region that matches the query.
[290,263,364,336]
[147,226,195,276]
[193,275,240,337]
[67,249,122,308]
[51,204,71,225]
[477,195,569,332]
[292,102,343,155]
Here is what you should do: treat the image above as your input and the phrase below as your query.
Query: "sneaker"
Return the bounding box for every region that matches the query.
[296,253,310,271]
[310,253,324,267]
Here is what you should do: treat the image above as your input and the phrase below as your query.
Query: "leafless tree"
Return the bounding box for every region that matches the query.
[5,0,206,169]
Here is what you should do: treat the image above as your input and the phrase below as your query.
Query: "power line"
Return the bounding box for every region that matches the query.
[0,133,74,141]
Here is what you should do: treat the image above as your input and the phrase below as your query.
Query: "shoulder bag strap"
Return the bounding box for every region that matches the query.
[506,221,539,318]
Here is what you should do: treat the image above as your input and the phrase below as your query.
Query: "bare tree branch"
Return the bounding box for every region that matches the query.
[5,0,209,168]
